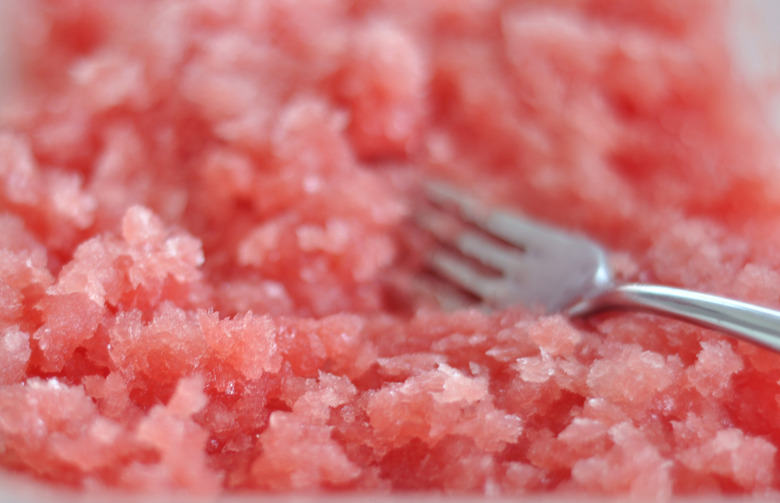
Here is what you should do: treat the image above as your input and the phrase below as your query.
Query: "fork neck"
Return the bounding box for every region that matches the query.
[566,283,780,353]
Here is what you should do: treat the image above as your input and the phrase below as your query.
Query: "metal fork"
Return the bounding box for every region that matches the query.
[417,181,780,353]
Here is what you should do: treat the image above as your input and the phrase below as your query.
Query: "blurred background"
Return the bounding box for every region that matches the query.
[729,0,780,132]
[0,0,777,127]
[0,0,13,104]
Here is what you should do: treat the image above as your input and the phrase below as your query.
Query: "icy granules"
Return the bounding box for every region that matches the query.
[0,0,779,499]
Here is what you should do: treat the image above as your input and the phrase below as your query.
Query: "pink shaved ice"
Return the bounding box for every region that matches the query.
[0,0,779,499]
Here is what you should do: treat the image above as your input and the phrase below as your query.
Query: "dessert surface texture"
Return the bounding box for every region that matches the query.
[0,0,779,498]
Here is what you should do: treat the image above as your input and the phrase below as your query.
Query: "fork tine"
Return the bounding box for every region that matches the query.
[416,207,529,273]
[427,248,507,302]
[457,232,529,274]
[424,181,562,252]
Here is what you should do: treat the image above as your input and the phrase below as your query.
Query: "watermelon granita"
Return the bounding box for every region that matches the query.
[0,0,779,499]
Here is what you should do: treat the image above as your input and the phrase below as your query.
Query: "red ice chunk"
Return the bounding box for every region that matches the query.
[51,236,128,306]
[0,280,23,323]
[376,352,447,379]
[733,263,780,306]
[0,327,31,384]
[340,22,427,159]
[552,417,613,467]
[571,422,672,499]
[0,378,125,476]
[108,304,208,404]
[70,50,149,111]
[251,411,361,490]
[282,372,357,422]
[166,373,209,418]
[237,220,284,269]
[0,249,52,298]
[52,206,204,308]
[528,315,582,357]
[686,340,743,399]
[121,206,204,288]
[198,148,256,205]
[198,310,282,380]
[587,345,682,406]
[367,363,522,452]
[0,213,46,253]
[129,375,221,493]
[33,293,102,372]
[307,314,377,379]
[214,279,293,317]
[677,429,776,489]
[82,372,139,422]
[0,133,40,206]
[43,169,96,231]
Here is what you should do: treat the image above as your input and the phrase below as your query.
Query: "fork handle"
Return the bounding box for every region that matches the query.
[567,283,780,352]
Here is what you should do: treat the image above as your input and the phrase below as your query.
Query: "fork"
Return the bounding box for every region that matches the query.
[417,181,780,353]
